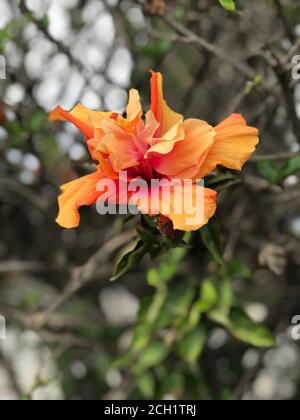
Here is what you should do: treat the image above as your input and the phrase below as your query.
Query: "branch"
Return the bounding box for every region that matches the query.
[0,307,104,352]
[251,151,299,162]
[0,260,45,274]
[135,0,275,95]
[0,350,23,397]
[29,229,135,330]
[274,0,296,44]
[0,179,49,215]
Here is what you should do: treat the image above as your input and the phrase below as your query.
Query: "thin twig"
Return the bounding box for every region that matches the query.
[135,0,275,95]
[29,230,135,330]
[0,260,45,274]
[251,151,299,162]
[0,350,23,397]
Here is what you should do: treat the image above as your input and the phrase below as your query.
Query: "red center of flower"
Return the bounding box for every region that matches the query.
[110,112,119,120]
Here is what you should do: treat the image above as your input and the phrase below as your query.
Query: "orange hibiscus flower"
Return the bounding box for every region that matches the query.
[50,71,259,232]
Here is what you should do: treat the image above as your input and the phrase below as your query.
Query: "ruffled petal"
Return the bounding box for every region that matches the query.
[98,132,142,171]
[195,114,259,179]
[131,181,217,232]
[146,122,185,155]
[150,71,183,137]
[148,119,215,179]
[126,89,143,121]
[159,183,217,231]
[56,170,104,229]
[49,104,110,140]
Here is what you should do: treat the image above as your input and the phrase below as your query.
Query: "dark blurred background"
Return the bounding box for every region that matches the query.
[0,0,300,400]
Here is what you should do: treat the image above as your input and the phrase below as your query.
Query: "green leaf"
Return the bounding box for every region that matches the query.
[111,238,148,281]
[166,283,195,318]
[38,135,59,167]
[257,155,300,184]
[219,0,236,12]
[280,155,300,180]
[131,287,168,353]
[160,371,185,397]
[134,341,169,372]
[228,308,275,348]
[191,279,218,319]
[136,215,159,244]
[225,258,252,280]
[200,217,224,265]
[140,214,159,234]
[131,298,153,353]
[26,110,47,133]
[136,226,157,244]
[208,278,233,325]
[200,279,218,309]
[257,160,281,184]
[137,39,172,57]
[146,286,168,325]
[147,247,187,288]
[185,280,217,333]
[178,326,207,363]
[40,16,49,30]
[137,372,156,399]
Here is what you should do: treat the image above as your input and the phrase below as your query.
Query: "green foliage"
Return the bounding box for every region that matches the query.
[37,135,60,167]
[112,216,189,281]
[225,258,252,280]
[137,372,156,399]
[257,155,300,184]
[177,326,207,364]
[25,109,47,133]
[228,308,276,347]
[200,216,224,265]
[137,39,172,58]
[147,247,187,287]
[202,276,275,348]
[111,238,149,281]
[219,0,236,12]
[134,340,169,373]
[113,245,274,398]
[208,277,233,324]
[112,209,273,399]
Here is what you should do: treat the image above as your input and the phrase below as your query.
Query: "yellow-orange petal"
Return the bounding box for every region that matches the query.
[49,104,110,140]
[126,89,143,122]
[159,183,217,232]
[98,154,120,180]
[146,122,185,155]
[97,132,142,171]
[56,170,104,229]
[126,179,217,232]
[195,114,259,179]
[150,71,183,137]
[148,119,215,179]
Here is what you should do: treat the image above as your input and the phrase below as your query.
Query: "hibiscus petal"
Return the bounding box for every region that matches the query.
[159,183,217,232]
[56,171,104,229]
[148,119,215,179]
[96,132,141,171]
[195,114,259,179]
[126,89,143,121]
[150,71,183,137]
[146,122,185,155]
[131,180,216,231]
[49,103,110,140]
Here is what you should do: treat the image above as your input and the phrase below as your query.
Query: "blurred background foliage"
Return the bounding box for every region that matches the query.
[0,0,300,400]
